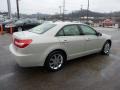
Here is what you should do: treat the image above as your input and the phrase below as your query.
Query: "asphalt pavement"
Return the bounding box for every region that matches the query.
[0,27,120,90]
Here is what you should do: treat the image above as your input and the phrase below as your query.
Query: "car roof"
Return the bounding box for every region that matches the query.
[53,21,85,26]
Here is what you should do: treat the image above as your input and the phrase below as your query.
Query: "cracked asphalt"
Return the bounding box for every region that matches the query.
[0,27,120,90]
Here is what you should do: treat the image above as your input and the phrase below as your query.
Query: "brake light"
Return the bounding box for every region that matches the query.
[14,39,32,48]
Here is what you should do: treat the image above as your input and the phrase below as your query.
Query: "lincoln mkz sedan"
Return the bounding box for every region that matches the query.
[9,22,112,71]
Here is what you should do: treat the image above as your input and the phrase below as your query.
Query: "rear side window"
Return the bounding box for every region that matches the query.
[57,25,81,36]
[80,25,96,35]
[57,29,64,36]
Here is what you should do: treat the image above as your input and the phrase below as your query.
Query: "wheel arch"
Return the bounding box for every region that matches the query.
[101,39,112,55]
[102,39,112,50]
[44,49,67,66]
[106,39,112,46]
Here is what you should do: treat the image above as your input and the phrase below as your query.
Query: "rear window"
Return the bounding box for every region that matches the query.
[29,23,56,34]
[15,20,23,25]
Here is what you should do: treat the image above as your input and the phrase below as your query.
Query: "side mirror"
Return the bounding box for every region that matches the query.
[96,32,102,36]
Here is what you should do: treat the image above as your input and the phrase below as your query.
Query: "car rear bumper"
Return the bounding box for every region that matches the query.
[9,44,45,67]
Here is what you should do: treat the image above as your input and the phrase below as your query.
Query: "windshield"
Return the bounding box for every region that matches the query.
[29,23,56,34]
[15,20,23,25]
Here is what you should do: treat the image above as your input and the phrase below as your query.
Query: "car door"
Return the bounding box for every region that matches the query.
[56,24,85,60]
[79,24,101,53]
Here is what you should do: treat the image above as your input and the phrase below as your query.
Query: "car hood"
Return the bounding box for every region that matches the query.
[102,33,112,40]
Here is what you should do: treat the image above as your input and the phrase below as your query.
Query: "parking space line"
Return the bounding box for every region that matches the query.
[110,54,120,60]
[0,73,14,81]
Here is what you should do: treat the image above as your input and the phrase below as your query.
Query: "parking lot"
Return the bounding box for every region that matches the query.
[0,27,120,90]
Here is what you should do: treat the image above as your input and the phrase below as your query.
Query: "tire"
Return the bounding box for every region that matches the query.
[101,41,111,55]
[44,51,66,72]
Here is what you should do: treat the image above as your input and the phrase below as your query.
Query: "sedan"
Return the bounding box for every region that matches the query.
[9,22,112,71]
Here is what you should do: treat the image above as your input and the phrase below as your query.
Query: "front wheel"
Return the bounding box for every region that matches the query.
[101,41,111,55]
[45,51,66,72]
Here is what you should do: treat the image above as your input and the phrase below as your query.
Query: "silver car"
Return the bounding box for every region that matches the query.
[9,22,112,71]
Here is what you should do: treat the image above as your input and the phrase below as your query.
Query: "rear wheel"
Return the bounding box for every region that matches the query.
[45,51,66,72]
[101,41,111,55]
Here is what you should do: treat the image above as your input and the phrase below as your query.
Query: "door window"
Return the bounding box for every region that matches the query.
[57,25,81,36]
[80,25,96,35]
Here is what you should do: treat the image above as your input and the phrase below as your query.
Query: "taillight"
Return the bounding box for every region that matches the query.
[14,39,32,48]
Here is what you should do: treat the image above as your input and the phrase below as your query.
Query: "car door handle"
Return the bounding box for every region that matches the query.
[61,40,69,43]
[64,40,68,42]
